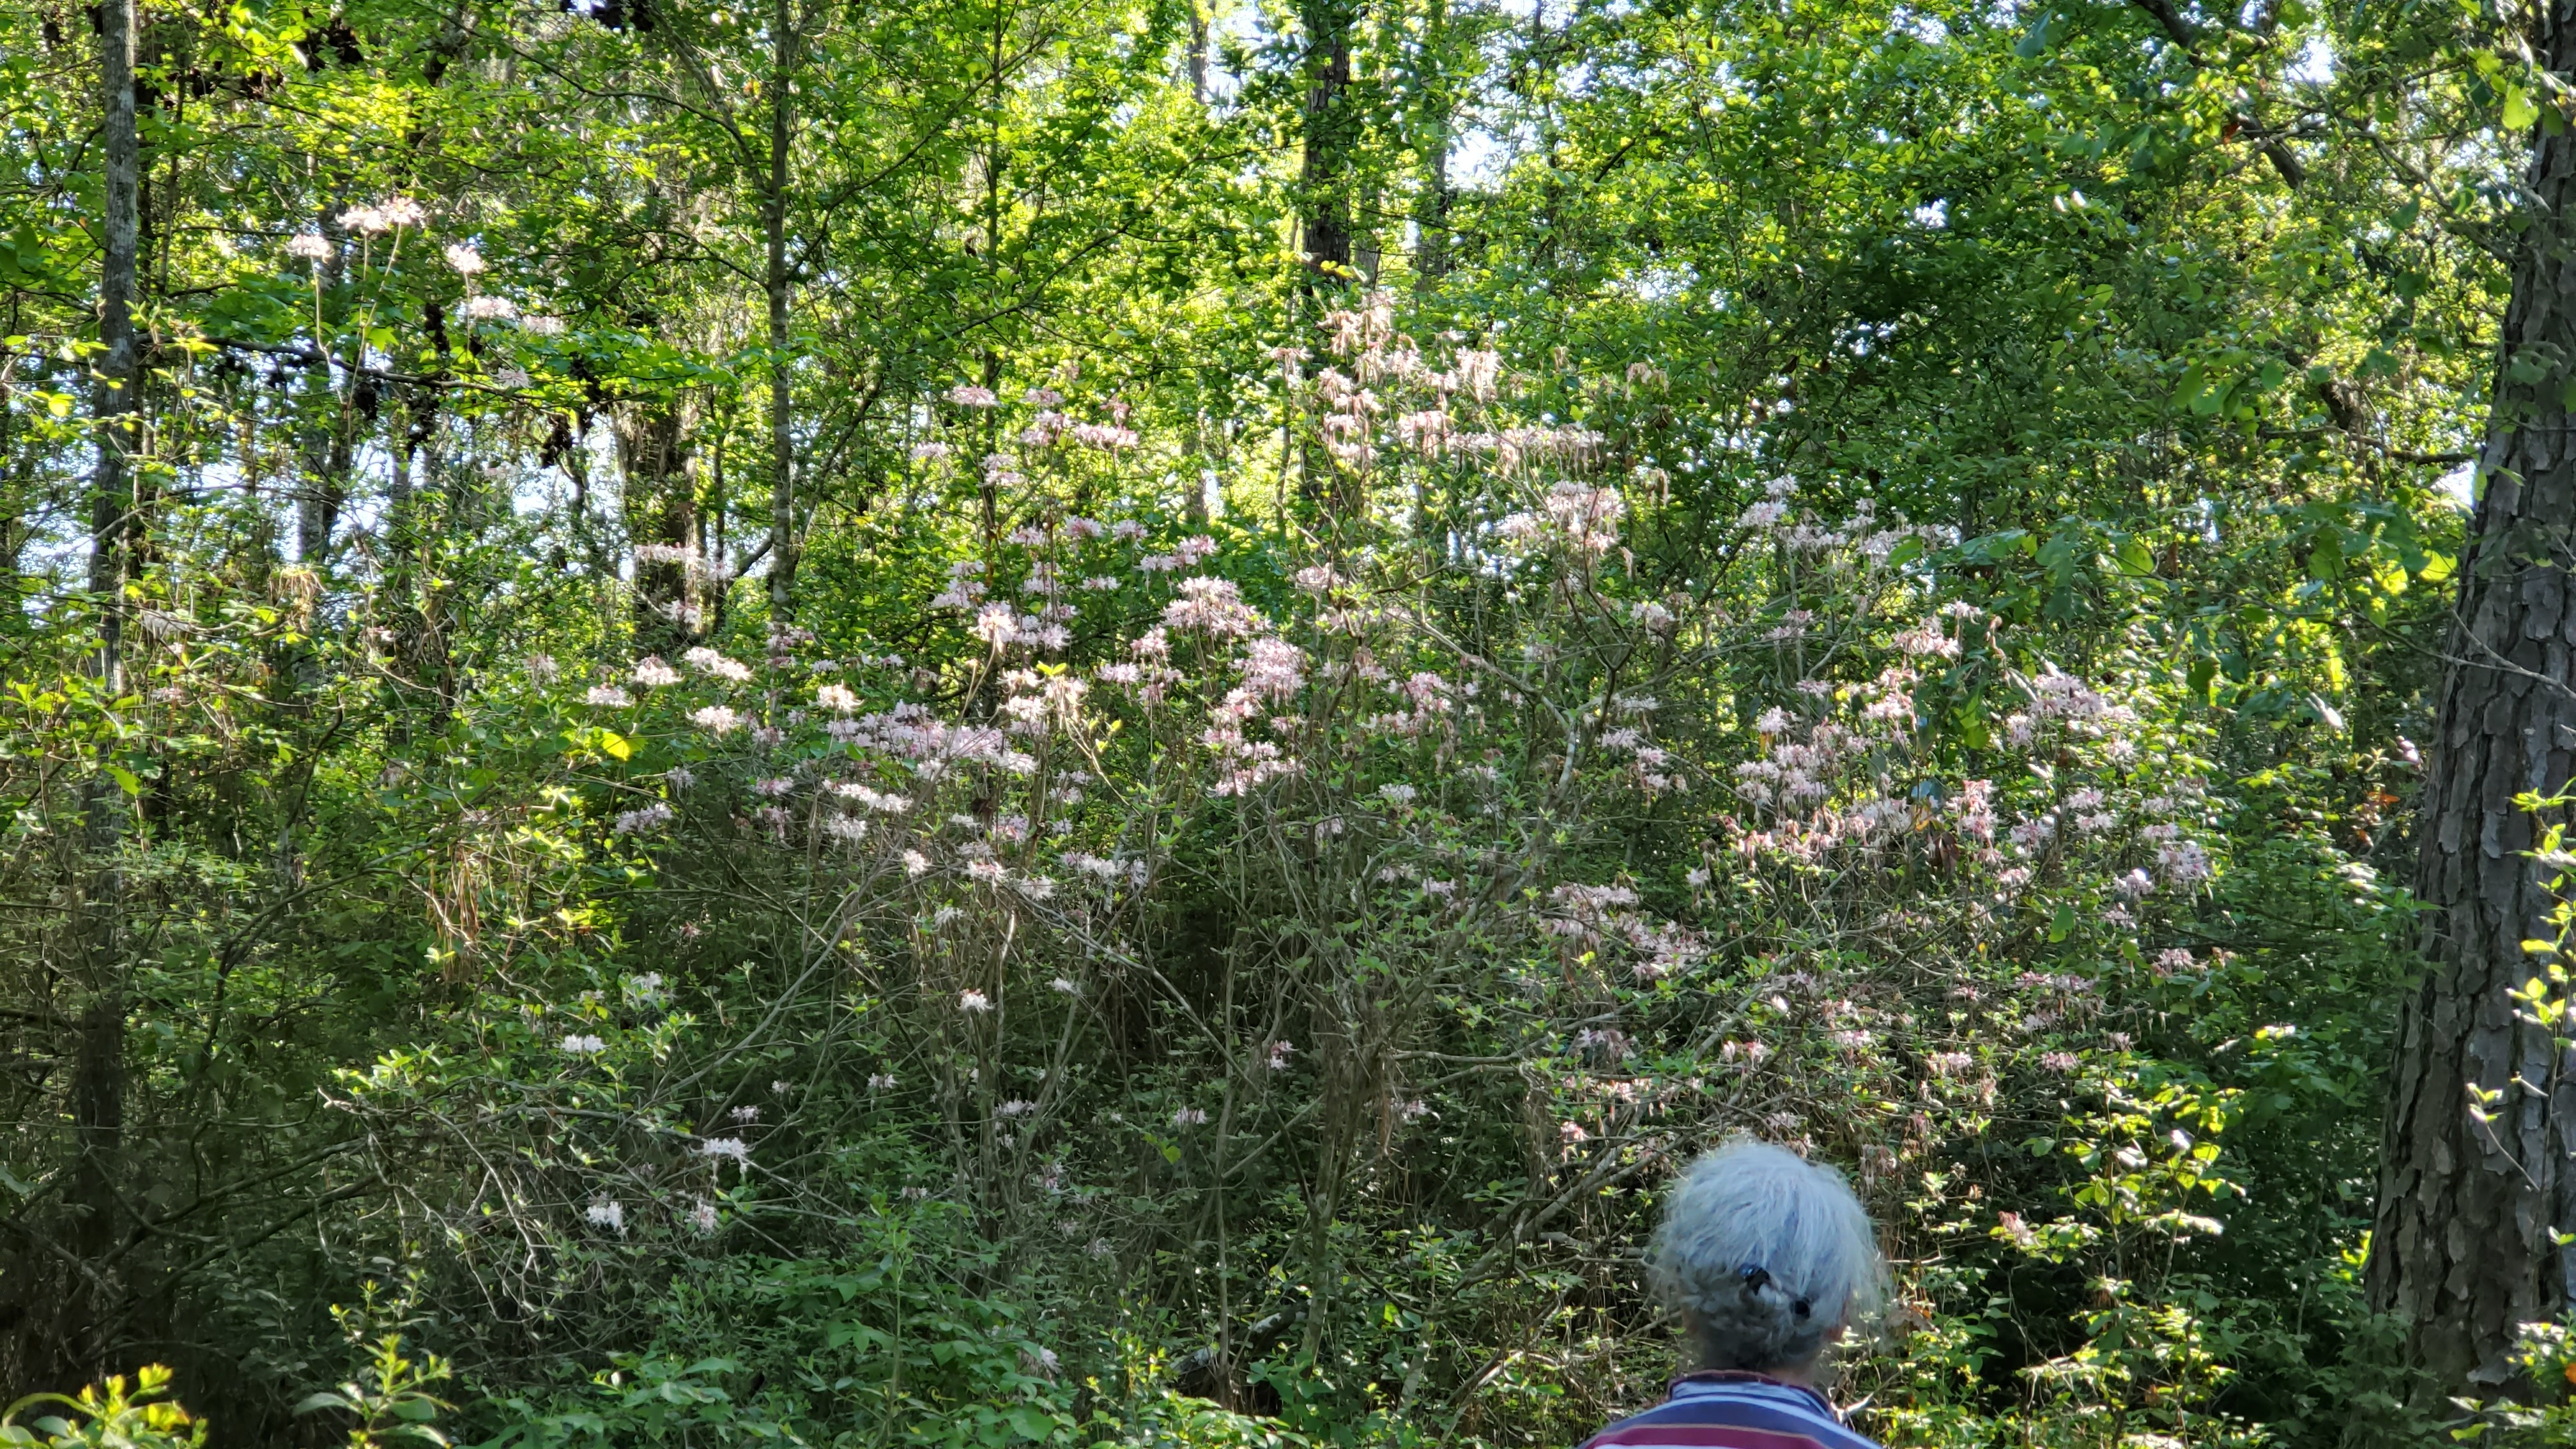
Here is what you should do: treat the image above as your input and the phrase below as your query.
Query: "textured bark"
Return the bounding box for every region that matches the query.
[2366,0,2576,1404]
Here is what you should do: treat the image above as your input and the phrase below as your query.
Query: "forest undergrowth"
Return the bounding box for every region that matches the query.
[0,297,2468,1446]
[0,0,2552,1438]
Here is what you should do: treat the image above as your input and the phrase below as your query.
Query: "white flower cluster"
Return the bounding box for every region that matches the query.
[338,197,426,234]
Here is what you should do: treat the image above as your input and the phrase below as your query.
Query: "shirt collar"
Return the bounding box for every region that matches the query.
[1667,1370,1843,1422]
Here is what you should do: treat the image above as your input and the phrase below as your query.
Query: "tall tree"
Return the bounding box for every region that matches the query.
[2367,0,2576,1406]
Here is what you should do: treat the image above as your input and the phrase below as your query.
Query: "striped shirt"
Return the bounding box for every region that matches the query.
[1577,1372,1879,1449]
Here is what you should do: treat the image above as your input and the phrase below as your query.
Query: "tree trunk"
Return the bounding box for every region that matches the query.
[620,401,699,651]
[383,404,457,728]
[296,209,351,568]
[979,0,1005,562]
[61,0,142,1386]
[979,348,1002,556]
[2366,0,2576,1407]
[1188,0,1209,104]
[765,0,800,624]
[91,0,138,743]
[1298,0,1354,286]
[1413,0,1453,286]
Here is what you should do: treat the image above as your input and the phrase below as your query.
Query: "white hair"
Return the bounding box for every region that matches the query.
[1646,1140,1886,1371]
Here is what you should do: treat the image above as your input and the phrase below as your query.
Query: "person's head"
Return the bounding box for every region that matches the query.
[1646,1140,1885,1379]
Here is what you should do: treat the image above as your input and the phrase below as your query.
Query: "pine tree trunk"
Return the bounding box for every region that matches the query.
[2366,0,2576,1405]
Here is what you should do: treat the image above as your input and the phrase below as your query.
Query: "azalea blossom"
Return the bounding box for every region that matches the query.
[612,802,674,835]
[684,647,753,682]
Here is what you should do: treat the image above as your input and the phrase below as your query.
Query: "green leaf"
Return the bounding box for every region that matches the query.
[2187,656,2216,701]
[2170,364,2206,408]
[2506,85,2539,130]
[2308,532,2345,581]
[597,730,632,762]
[2014,7,2060,57]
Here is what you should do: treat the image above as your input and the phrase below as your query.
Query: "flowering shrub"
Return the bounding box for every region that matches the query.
[169,294,2415,1448]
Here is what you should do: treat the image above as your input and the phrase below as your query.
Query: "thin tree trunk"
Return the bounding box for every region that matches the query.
[980,349,1001,556]
[1292,0,1356,520]
[765,0,799,623]
[91,0,138,740]
[1414,0,1453,286]
[382,410,437,733]
[64,0,142,1384]
[2366,0,2576,1409]
[979,3,1005,562]
[1188,0,1210,103]
[296,210,351,567]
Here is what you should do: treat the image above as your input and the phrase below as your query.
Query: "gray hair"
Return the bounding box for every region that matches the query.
[1646,1140,1885,1372]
